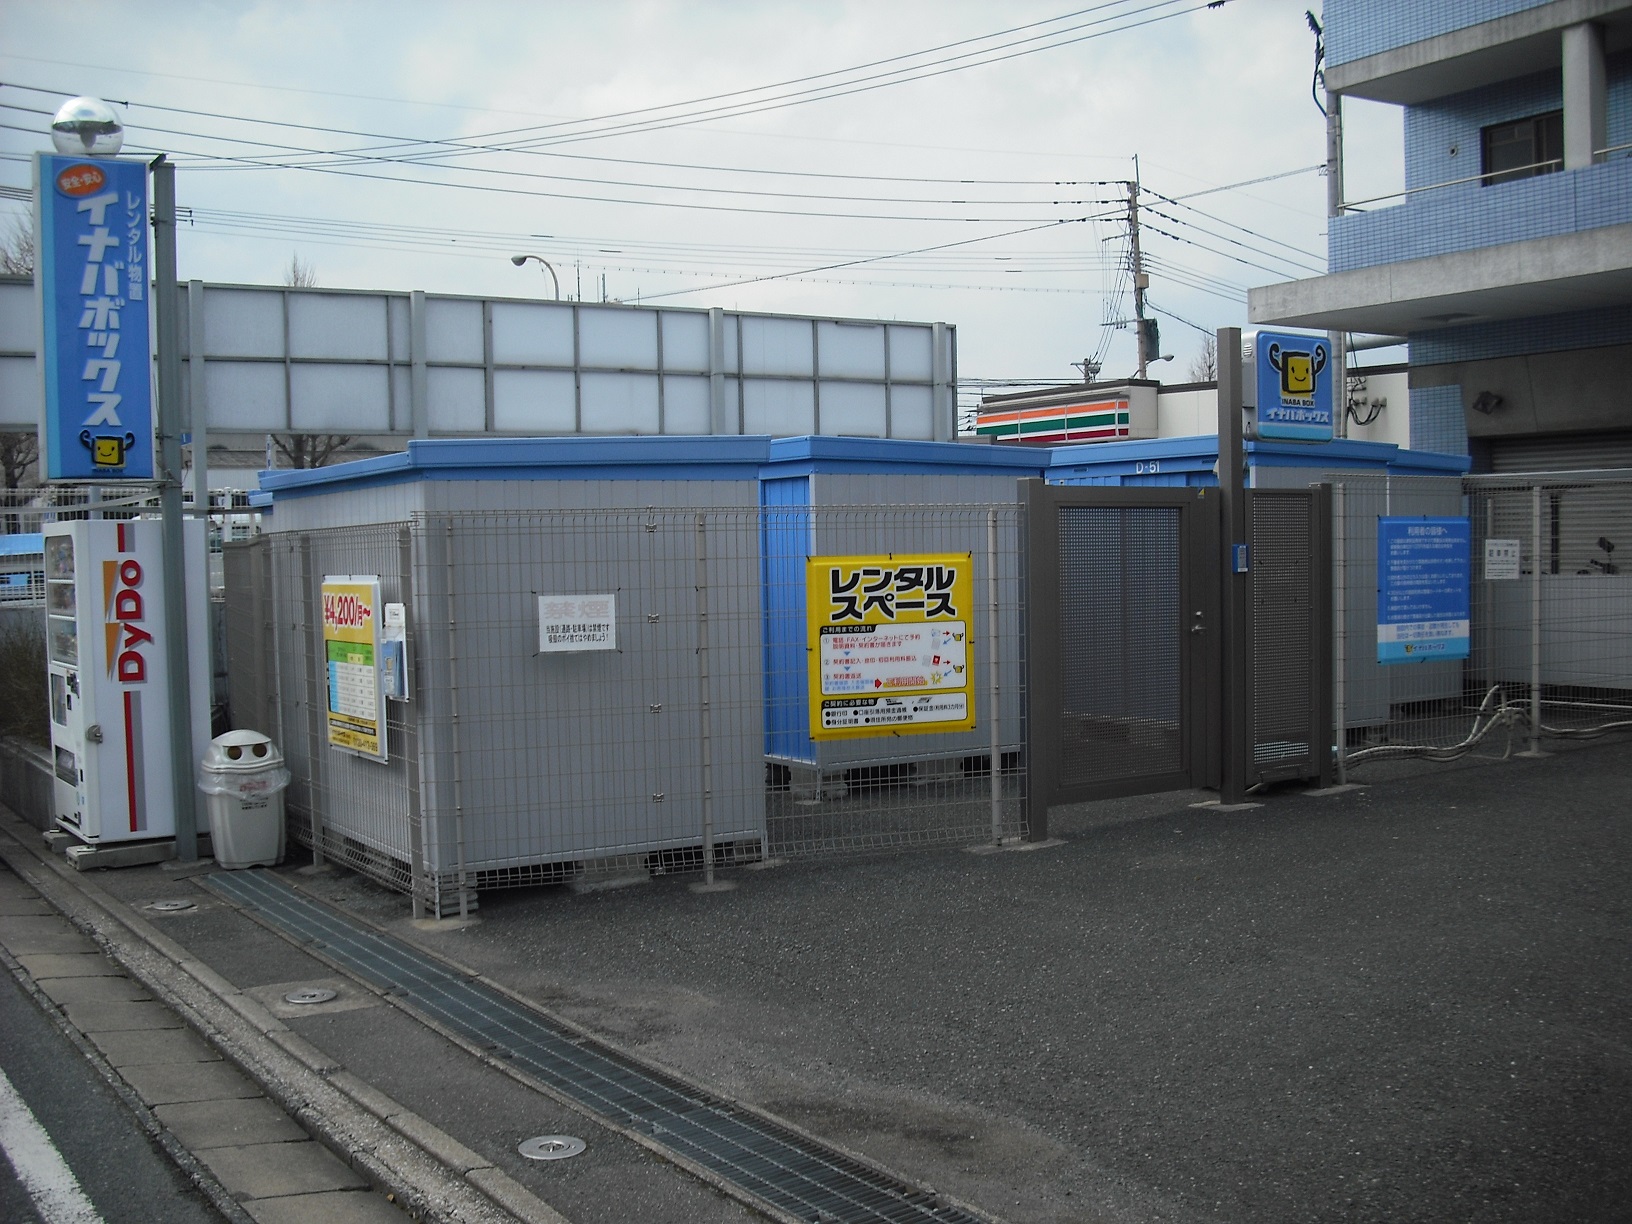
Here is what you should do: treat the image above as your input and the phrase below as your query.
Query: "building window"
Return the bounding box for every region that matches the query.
[1481,110,1563,184]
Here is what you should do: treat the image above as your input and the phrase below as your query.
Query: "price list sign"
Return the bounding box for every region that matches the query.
[806,553,976,740]
[322,576,386,761]
[1377,518,1470,665]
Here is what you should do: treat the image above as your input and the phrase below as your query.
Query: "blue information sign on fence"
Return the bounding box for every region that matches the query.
[1377,516,1470,665]
[35,153,154,482]
[1255,329,1334,442]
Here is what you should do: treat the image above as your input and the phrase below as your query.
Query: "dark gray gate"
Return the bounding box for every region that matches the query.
[1022,480,1333,834]
[1249,489,1333,785]
[1022,481,1220,834]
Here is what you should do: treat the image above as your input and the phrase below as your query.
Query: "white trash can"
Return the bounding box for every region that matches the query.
[197,731,290,869]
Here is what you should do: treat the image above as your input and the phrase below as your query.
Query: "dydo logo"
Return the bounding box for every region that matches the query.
[102,524,153,683]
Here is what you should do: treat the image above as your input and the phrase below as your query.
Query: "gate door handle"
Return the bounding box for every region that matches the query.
[1190,612,1205,634]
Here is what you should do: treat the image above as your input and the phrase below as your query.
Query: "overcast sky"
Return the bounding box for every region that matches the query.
[1,0,1403,409]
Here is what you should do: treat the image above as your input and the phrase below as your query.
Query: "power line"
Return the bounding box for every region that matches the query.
[1141,204,1323,275]
[9,0,1224,174]
[1141,185,1324,263]
[0,84,1125,190]
[0,101,1111,215]
[1140,219,1311,281]
[636,214,1111,302]
[348,1,1215,159]
[1168,163,1324,200]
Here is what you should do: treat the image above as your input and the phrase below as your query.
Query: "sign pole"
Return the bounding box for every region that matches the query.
[1216,327,1252,806]
[150,156,198,860]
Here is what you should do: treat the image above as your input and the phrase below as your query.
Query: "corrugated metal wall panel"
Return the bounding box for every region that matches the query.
[1488,432,1632,474]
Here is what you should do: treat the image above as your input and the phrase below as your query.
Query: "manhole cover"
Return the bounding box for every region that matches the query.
[283,988,339,1005]
[144,900,196,913]
[518,1135,585,1161]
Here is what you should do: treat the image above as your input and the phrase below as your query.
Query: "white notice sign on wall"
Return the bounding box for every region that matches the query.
[538,594,617,652]
[1484,538,1521,580]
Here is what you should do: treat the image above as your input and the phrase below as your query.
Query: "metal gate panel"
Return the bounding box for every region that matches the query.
[1056,504,1184,787]
[1249,488,1333,785]
[1024,481,1218,831]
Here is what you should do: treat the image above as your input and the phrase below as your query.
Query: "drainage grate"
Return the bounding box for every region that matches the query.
[203,869,987,1224]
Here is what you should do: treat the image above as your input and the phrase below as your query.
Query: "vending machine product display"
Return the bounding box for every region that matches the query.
[44,519,211,845]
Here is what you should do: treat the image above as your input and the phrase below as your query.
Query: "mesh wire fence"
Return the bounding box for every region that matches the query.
[1332,473,1632,775]
[243,506,1027,914]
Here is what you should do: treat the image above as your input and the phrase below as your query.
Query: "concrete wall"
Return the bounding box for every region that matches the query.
[0,739,53,831]
[1410,338,1632,443]
[1325,0,1560,68]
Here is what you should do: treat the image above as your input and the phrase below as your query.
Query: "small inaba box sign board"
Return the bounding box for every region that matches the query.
[806,553,975,740]
[1251,329,1334,442]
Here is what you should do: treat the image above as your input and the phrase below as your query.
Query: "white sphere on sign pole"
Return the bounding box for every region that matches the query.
[50,97,125,156]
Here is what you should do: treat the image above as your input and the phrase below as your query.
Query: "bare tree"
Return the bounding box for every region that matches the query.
[1,214,38,491]
[1187,333,1218,383]
[1,213,33,277]
[0,432,38,490]
[273,254,352,468]
[285,253,316,288]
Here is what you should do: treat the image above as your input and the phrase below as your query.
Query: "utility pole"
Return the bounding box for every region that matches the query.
[1127,170,1151,380]
[151,156,199,861]
[1326,89,1347,436]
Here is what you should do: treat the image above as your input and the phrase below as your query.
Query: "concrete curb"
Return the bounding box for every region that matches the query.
[0,810,570,1224]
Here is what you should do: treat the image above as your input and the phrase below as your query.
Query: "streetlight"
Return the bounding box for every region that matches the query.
[510,253,560,300]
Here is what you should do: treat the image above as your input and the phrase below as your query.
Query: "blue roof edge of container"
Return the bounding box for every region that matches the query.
[764,434,1054,477]
[1047,434,1471,477]
[257,434,778,500]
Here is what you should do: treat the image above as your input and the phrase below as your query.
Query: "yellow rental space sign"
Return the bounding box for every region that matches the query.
[806,553,975,740]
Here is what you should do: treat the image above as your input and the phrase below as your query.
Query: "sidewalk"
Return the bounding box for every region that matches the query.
[0,854,400,1224]
[0,815,572,1224]
[5,736,1632,1223]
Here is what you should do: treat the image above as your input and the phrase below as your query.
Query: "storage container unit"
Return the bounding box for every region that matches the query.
[759,436,1048,780]
[253,437,771,909]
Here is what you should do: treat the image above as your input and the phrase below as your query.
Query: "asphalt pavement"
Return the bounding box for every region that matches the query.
[0,949,224,1224]
[4,737,1630,1224]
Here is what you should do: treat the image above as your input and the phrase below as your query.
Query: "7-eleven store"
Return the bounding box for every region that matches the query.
[975,382,1160,445]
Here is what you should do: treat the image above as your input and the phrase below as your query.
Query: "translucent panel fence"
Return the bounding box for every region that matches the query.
[1332,473,1632,777]
[244,506,1026,915]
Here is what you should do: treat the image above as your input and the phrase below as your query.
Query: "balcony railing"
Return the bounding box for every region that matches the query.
[1328,150,1632,273]
[1340,143,1632,214]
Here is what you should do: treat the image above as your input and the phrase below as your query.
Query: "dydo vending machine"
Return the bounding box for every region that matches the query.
[44,518,210,845]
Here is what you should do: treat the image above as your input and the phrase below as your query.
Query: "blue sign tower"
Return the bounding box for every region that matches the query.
[35,153,154,481]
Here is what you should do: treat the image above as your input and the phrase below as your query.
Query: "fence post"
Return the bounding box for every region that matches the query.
[298,535,325,866]
[443,520,470,919]
[1332,483,1348,784]
[400,524,425,921]
[1217,327,1253,805]
[695,513,716,886]
[988,508,1002,845]
[1528,484,1544,756]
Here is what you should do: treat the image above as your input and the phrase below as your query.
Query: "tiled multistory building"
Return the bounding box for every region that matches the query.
[1250,1,1632,469]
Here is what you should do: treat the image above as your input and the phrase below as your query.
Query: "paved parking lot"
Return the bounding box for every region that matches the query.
[40,737,1632,1223]
[288,740,1632,1224]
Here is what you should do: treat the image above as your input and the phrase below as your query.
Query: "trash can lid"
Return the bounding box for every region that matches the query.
[203,729,284,771]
